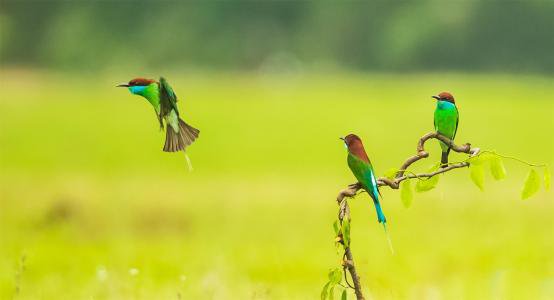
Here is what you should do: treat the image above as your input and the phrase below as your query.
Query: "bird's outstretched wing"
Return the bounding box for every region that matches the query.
[159,76,180,117]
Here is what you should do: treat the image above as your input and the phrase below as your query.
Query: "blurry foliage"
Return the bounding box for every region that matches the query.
[414,163,441,192]
[1,1,553,73]
[397,152,550,202]
[399,179,412,208]
[1,72,552,299]
[469,156,486,191]
[521,168,541,200]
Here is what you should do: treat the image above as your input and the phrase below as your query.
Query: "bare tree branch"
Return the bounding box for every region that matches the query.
[344,247,364,300]
[335,190,365,300]
[332,132,480,300]
[338,132,480,200]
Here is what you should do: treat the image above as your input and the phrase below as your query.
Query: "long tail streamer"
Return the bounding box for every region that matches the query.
[184,152,193,172]
[383,223,395,255]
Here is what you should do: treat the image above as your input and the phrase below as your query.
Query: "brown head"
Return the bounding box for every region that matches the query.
[116,78,157,88]
[432,91,455,104]
[340,134,370,163]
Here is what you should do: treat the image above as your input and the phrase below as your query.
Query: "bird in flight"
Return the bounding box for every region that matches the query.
[118,77,199,168]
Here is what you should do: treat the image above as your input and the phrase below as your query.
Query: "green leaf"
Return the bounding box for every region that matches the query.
[329,286,335,300]
[321,281,330,300]
[383,168,398,179]
[415,176,440,192]
[341,218,351,248]
[545,166,551,191]
[329,268,342,285]
[333,220,340,235]
[415,163,440,192]
[414,176,439,192]
[478,151,495,162]
[334,239,342,254]
[489,155,506,180]
[467,154,484,165]
[399,180,413,208]
[469,161,485,191]
[521,169,541,200]
[341,289,347,300]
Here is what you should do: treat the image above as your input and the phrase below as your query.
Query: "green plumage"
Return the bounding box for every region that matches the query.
[434,100,459,164]
[347,152,386,224]
[121,77,199,152]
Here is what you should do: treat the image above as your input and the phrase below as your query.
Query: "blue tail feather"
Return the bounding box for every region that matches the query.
[374,200,386,224]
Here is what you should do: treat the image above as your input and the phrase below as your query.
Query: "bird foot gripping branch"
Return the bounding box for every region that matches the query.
[336,132,478,197]
[328,131,549,300]
[377,131,480,190]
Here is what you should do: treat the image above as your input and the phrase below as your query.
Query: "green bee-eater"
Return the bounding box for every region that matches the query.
[433,92,458,166]
[341,134,386,225]
[117,77,199,153]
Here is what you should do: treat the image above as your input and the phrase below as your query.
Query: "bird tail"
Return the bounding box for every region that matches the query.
[373,197,394,254]
[382,222,394,255]
[441,149,450,167]
[163,118,200,152]
[374,200,387,224]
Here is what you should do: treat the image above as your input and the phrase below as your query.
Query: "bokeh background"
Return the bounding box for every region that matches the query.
[1,1,553,299]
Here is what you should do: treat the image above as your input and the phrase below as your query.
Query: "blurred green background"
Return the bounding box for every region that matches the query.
[1,1,553,299]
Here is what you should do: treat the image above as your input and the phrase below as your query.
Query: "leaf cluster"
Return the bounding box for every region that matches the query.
[393,152,550,207]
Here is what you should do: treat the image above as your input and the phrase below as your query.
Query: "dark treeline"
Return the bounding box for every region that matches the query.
[1,1,553,73]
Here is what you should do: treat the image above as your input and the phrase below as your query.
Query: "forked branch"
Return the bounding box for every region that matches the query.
[334,132,480,300]
[338,132,480,203]
[336,193,364,300]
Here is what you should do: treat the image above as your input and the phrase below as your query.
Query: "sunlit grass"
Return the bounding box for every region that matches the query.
[0,70,552,299]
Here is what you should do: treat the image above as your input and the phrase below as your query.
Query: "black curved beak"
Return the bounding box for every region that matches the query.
[432,95,440,100]
[339,137,345,142]
[117,83,129,87]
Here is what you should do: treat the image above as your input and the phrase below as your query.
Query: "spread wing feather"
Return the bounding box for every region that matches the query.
[159,76,179,117]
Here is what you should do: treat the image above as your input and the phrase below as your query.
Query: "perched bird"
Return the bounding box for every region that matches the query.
[341,134,386,225]
[117,77,199,153]
[433,92,459,167]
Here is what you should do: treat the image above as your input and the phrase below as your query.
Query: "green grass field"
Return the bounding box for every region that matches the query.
[1,71,553,299]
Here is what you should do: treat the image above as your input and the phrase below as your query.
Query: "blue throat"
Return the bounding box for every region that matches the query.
[129,85,147,95]
[437,100,455,110]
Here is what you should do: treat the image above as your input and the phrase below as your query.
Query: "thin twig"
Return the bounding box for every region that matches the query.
[335,185,365,300]
[332,132,478,300]
[332,131,546,299]
[337,132,479,198]
[479,150,547,168]
[343,265,355,289]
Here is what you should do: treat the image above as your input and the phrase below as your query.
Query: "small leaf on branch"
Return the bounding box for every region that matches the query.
[321,281,330,300]
[415,163,440,192]
[479,151,495,162]
[469,160,485,191]
[489,155,507,180]
[400,179,413,208]
[521,169,541,200]
[330,268,342,284]
[383,168,398,179]
[341,218,351,247]
[326,268,342,298]
[545,166,551,191]
[333,220,340,235]
[341,289,347,300]
[335,240,342,254]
